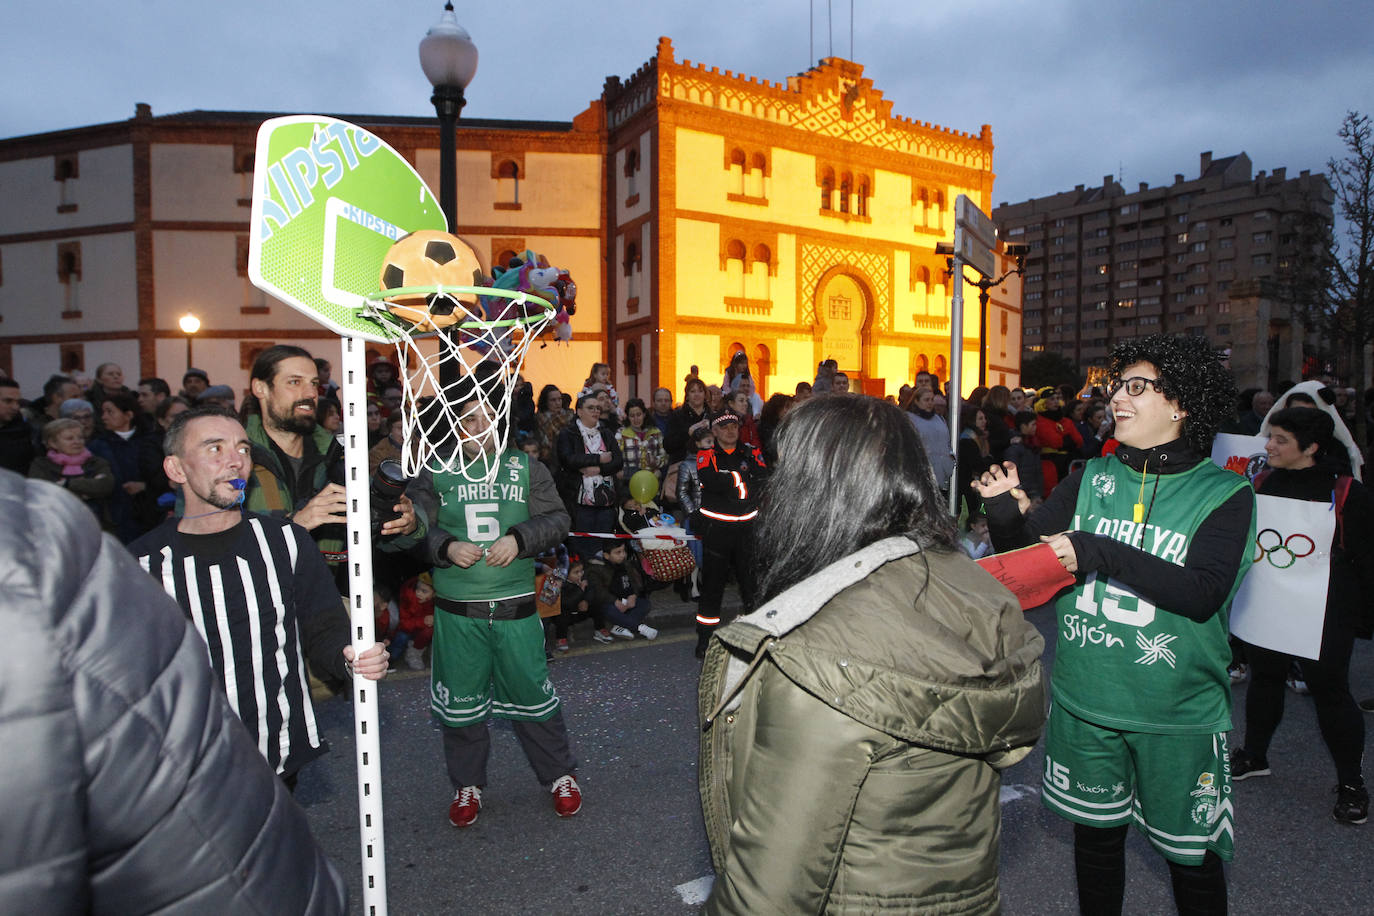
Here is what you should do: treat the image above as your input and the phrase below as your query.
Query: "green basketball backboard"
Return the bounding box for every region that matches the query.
[248,116,448,342]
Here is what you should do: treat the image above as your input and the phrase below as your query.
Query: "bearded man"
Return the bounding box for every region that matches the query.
[239,345,352,586]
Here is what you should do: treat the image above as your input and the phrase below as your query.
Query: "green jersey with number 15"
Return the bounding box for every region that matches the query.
[433,449,534,602]
[1053,455,1254,735]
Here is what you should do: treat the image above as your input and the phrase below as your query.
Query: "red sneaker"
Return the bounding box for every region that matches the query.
[551,774,582,818]
[448,786,482,827]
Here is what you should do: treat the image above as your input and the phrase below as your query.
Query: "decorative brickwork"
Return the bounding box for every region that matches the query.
[799,242,890,330]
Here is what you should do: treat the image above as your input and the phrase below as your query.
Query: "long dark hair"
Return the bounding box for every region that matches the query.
[537,384,563,414]
[754,395,958,604]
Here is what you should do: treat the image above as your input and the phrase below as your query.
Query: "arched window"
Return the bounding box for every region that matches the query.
[58,250,80,281]
[729,148,746,196]
[752,344,771,396]
[933,354,947,385]
[495,249,518,271]
[625,240,641,299]
[725,240,746,297]
[496,159,520,205]
[55,155,79,210]
[624,147,641,198]
[820,167,835,210]
[857,178,869,217]
[747,244,772,300]
[747,152,767,197]
[915,265,931,313]
[840,174,852,214]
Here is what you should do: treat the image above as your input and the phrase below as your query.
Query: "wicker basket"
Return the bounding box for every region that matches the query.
[642,544,696,582]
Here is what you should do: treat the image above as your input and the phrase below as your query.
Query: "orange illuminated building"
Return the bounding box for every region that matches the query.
[0,37,1017,400]
[604,38,1012,400]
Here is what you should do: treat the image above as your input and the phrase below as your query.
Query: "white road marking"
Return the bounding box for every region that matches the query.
[675,875,714,905]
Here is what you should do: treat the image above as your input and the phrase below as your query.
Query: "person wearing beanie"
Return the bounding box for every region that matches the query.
[181,368,210,402]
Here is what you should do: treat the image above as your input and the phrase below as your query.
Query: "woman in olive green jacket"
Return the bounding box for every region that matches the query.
[698,395,1046,915]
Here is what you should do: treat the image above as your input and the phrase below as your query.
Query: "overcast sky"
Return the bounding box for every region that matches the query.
[4,0,1370,205]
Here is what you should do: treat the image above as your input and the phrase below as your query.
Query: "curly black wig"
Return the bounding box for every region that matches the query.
[1108,333,1236,454]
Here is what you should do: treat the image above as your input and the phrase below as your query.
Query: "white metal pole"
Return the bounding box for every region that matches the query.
[948,254,964,514]
[341,334,388,915]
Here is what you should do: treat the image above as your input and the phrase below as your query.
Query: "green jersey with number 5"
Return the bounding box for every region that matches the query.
[1054,456,1254,734]
[433,449,534,602]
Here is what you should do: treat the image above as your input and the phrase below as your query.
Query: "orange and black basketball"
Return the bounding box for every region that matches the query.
[377,230,484,331]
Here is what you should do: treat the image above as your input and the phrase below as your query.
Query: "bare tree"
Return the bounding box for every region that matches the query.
[1280,112,1373,453]
[1329,112,1374,454]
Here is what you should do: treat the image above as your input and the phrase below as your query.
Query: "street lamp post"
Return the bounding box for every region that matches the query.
[939,246,1027,387]
[420,2,478,397]
[178,313,200,370]
[419,1,478,232]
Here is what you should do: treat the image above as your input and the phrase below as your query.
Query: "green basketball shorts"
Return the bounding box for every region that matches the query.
[1041,702,1235,864]
[430,612,560,726]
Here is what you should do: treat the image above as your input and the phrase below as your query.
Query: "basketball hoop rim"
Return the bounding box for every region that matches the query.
[362,285,556,332]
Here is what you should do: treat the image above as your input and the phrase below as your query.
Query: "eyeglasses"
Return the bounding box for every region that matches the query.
[1109,376,1164,397]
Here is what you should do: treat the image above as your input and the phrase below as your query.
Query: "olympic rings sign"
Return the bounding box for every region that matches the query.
[1252,528,1316,568]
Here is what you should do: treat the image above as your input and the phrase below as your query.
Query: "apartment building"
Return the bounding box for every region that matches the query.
[994,152,1332,387]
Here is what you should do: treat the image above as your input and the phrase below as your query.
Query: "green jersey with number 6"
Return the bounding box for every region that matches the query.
[1054,456,1254,734]
[433,449,534,602]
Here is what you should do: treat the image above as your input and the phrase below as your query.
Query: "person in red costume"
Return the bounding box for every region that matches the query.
[1032,388,1083,495]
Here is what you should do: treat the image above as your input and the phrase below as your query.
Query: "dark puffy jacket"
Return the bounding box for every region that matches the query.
[699,537,1046,915]
[0,470,347,914]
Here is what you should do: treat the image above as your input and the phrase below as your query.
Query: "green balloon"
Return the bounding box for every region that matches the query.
[629,469,659,503]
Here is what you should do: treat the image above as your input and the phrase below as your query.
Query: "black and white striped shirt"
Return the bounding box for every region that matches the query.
[129,512,347,776]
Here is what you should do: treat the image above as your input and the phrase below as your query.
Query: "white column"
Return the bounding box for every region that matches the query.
[947,257,964,514]
[341,334,389,915]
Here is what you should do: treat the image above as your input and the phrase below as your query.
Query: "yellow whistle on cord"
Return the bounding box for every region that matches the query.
[1133,460,1148,524]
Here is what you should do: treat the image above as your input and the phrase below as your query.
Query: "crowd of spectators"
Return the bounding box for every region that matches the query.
[4,354,1372,665]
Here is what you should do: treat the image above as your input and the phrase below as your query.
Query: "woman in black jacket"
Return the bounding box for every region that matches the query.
[556,393,624,560]
[664,377,709,464]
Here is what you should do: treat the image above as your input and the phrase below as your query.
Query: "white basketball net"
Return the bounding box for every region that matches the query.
[362,287,555,482]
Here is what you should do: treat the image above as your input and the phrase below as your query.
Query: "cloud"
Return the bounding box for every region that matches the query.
[0,0,1370,209]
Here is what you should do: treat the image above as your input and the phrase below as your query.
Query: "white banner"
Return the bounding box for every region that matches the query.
[1211,432,1269,480]
[1228,493,1335,659]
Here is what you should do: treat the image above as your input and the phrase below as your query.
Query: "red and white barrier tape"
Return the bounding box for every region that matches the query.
[569,530,700,542]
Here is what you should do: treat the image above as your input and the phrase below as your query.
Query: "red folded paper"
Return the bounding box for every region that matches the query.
[976,542,1075,610]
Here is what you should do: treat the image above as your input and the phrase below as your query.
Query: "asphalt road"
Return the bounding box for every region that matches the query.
[301,607,1374,915]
